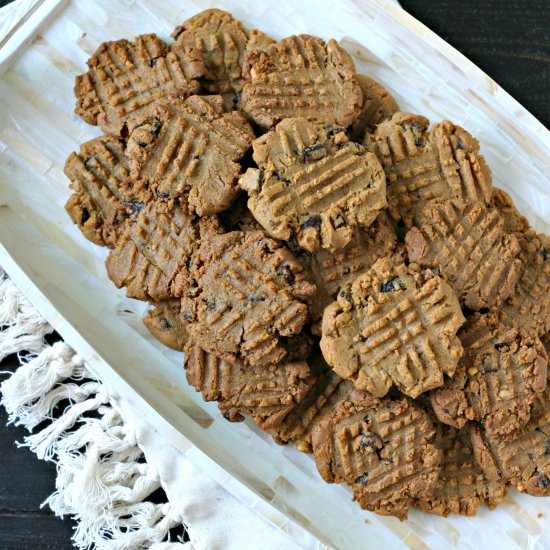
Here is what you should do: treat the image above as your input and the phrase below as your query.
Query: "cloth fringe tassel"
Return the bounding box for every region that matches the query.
[0,268,187,550]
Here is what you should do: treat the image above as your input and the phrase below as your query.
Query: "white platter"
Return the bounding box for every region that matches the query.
[1,1,550,548]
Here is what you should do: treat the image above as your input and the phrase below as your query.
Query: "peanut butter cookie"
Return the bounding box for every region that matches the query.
[321,259,465,398]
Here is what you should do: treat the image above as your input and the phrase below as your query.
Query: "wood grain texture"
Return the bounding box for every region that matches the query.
[0,0,548,547]
[0,354,76,549]
[400,0,550,128]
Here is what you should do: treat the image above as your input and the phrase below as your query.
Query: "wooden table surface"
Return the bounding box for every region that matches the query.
[0,1,549,548]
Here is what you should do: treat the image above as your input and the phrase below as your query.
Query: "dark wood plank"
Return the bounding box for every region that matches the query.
[400,0,550,128]
[0,353,77,546]
[0,514,76,550]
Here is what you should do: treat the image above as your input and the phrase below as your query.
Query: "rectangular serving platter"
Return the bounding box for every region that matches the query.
[1,1,550,548]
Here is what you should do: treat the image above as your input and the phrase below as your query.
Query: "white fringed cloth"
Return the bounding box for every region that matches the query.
[0,267,306,550]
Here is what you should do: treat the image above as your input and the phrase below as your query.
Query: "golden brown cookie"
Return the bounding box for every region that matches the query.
[241,34,363,129]
[184,341,317,427]
[413,424,506,516]
[497,231,550,337]
[75,34,203,135]
[181,230,316,367]
[470,387,550,496]
[430,313,547,437]
[349,75,399,142]
[240,117,386,252]
[64,135,143,247]
[490,187,531,234]
[406,199,522,310]
[126,96,255,215]
[171,9,274,105]
[312,394,442,520]
[366,113,492,227]
[320,258,465,398]
[143,299,188,351]
[293,212,397,325]
[106,200,218,301]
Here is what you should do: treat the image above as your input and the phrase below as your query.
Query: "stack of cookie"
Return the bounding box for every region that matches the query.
[64,8,550,521]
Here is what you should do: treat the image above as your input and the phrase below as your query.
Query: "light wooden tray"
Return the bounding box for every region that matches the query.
[1,1,549,548]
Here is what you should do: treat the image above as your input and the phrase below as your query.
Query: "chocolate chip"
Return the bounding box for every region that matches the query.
[339,290,351,301]
[414,136,424,147]
[355,473,368,485]
[380,277,406,293]
[540,248,548,261]
[156,190,170,199]
[325,123,345,136]
[275,263,295,284]
[302,215,321,229]
[123,200,145,213]
[193,155,203,161]
[245,294,266,304]
[183,312,193,321]
[456,137,465,150]
[363,414,370,423]
[539,475,549,489]
[302,143,326,163]
[360,433,378,449]
[161,318,172,330]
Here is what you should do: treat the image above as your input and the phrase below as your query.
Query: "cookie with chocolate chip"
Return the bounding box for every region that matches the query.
[414,423,506,516]
[406,199,522,310]
[366,112,492,227]
[64,134,146,247]
[181,229,316,367]
[320,258,465,398]
[126,95,255,215]
[241,34,363,128]
[75,34,204,135]
[240,117,386,252]
[431,313,547,437]
[312,393,442,520]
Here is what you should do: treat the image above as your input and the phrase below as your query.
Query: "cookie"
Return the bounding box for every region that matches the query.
[64,135,142,247]
[320,258,465,398]
[75,34,203,135]
[241,34,363,129]
[490,187,530,234]
[143,299,188,351]
[366,113,492,227]
[184,341,317,427]
[293,212,397,325]
[240,117,387,252]
[181,230,316,367]
[430,313,547,437]
[413,424,506,517]
[470,387,550,496]
[497,231,550,336]
[171,9,274,105]
[312,394,442,520]
[106,199,217,301]
[126,95,255,215]
[349,75,399,142]
[406,199,522,310]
